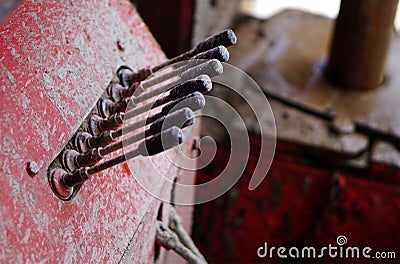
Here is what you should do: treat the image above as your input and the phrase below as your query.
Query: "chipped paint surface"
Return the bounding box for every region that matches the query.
[0,0,195,262]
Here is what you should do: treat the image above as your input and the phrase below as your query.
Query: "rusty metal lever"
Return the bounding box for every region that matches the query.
[62,108,194,172]
[117,29,235,86]
[109,54,218,102]
[50,127,183,200]
[75,92,205,152]
[98,73,212,119]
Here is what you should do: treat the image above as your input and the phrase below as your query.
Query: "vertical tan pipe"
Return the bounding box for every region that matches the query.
[326,0,398,90]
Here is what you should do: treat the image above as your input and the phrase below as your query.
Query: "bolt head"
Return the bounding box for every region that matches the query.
[26,161,39,176]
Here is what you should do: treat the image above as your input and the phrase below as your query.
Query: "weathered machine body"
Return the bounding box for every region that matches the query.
[0,1,197,262]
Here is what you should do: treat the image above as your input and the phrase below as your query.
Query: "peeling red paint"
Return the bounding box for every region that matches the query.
[0,0,195,263]
[194,135,400,263]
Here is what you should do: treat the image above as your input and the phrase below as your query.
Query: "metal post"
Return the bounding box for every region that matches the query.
[326,0,398,90]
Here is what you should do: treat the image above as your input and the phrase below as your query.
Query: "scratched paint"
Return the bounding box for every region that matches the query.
[0,0,196,263]
[194,138,400,263]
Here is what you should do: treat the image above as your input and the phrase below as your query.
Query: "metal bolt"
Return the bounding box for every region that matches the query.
[26,161,39,176]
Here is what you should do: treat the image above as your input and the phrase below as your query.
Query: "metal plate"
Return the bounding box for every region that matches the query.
[0,0,196,262]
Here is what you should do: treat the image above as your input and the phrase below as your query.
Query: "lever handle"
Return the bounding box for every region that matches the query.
[161,92,205,116]
[192,45,230,62]
[64,108,194,172]
[194,29,237,53]
[149,108,194,136]
[138,126,183,157]
[116,29,235,86]
[168,75,212,100]
[181,59,223,81]
[104,107,195,158]
[150,75,212,108]
[135,75,211,104]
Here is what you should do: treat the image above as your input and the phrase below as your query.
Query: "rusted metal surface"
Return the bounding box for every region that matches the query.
[371,140,400,169]
[231,10,400,167]
[326,0,399,90]
[270,100,369,160]
[194,135,400,263]
[193,9,400,263]
[0,0,197,262]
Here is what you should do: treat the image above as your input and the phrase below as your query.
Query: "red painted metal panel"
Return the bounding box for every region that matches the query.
[194,136,400,263]
[0,0,196,262]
